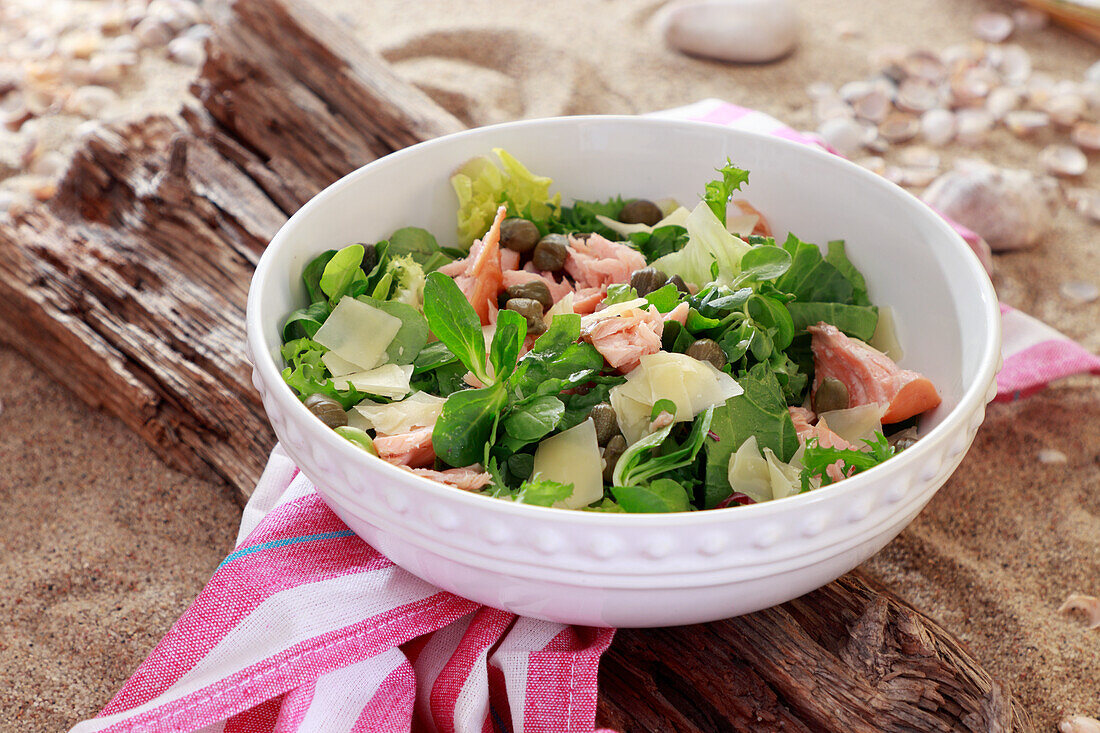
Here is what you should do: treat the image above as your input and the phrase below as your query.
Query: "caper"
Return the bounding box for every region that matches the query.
[686,338,727,370]
[815,377,850,413]
[304,393,347,429]
[619,199,663,226]
[500,218,541,253]
[603,435,628,484]
[588,403,619,446]
[505,297,547,335]
[532,234,569,272]
[666,274,689,293]
[504,279,553,310]
[629,266,668,297]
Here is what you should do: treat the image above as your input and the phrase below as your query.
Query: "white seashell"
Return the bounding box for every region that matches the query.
[1060,716,1100,733]
[1038,448,1068,464]
[972,12,1014,43]
[878,112,919,143]
[58,31,103,60]
[940,42,982,68]
[1026,72,1056,107]
[950,66,998,105]
[147,0,202,32]
[1012,7,1048,32]
[69,85,119,117]
[28,150,67,178]
[922,161,1060,250]
[839,80,873,101]
[896,77,942,113]
[855,156,886,175]
[817,116,863,157]
[986,86,1021,119]
[901,50,946,83]
[898,145,939,169]
[1040,144,1087,177]
[897,166,939,187]
[184,23,212,41]
[994,44,1032,85]
[167,36,205,66]
[1044,93,1086,127]
[1004,109,1049,137]
[660,0,799,64]
[1087,60,1100,84]
[1059,277,1100,302]
[106,35,140,55]
[134,17,173,48]
[806,81,835,100]
[920,108,956,146]
[814,95,854,122]
[88,53,133,86]
[869,44,908,71]
[1070,122,1100,151]
[852,89,890,123]
[1080,80,1100,110]
[73,119,104,140]
[955,108,994,145]
[1057,594,1100,629]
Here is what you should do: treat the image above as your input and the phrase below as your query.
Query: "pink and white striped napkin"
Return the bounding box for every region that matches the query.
[73,101,1100,733]
[652,99,1100,401]
[70,446,614,733]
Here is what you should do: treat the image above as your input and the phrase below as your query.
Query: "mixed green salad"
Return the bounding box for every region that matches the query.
[278,150,940,512]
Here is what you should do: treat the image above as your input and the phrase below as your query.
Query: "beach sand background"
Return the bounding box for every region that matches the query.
[0,0,1097,729]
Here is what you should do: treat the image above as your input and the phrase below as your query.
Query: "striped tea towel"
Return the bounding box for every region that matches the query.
[70,446,614,733]
[651,98,1100,401]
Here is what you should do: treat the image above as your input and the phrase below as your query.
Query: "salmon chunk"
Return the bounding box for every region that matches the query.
[374,427,435,468]
[404,466,492,491]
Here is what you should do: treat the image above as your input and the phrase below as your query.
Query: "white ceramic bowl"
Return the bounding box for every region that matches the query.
[246,116,1000,628]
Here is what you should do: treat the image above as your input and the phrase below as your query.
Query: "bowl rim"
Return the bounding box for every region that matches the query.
[246,114,1002,527]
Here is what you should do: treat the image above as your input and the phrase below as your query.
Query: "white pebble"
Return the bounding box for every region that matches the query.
[879,112,919,143]
[88,54,128,85]
[1012,7,1048,32]
[660,0,799,64]
[1071,122,1100,151]
[973,12,1014,43]
[955,108,994,145]
[818,117,864,157]
[134,17,173,48]
[1040,144,1088,177]
[1060,279,1100,303]
[1004,109,1049,137]
[995,44,1032,85]
[168,36,206,66]
[921,108,956,146]
[1045,93,1087,127]
[69,85,119,117]
[1037,449,1067,464]
[183,23,212,41]
[896,77,942,113]
[1086,60,1100,84]
[986,86,1021,119]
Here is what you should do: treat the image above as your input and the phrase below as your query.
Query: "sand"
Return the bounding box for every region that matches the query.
[1,0,1098,730]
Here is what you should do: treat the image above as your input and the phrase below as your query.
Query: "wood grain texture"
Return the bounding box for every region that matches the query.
[0,0,1034,729]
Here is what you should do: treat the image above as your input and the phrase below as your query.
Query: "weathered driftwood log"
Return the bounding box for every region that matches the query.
[597,571,1031,732]
[0,0,1034,729]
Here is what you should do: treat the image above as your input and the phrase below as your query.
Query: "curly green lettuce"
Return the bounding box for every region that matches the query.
[451,148,561,247]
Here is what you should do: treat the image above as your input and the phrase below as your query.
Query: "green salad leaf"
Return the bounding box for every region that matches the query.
[612,478,692,513]
[280,337,367,409]
[423,271,491,385]
[451,148,561,247]
[303,250,338,304]
[319,244,370,306]
[613,407,714,488]
[825,240,871,306]
[355,296,428,365]
[702,160,751,226]
[282,301,331,341]
[515,476,574,507]
[787,302,878,341]
[387,227,454,273]
[628,224,689,262]
[432,385,508,467]
[799,432,895,490]
[552,197,626,240]
[774,234,854,304]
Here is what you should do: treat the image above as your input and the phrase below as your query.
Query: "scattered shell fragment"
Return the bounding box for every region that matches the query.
[1060,717,1100,733]
[995,44,1032,85]
[1045,93,1087,127]
[920,108,956,146]
[68,85,118,117]
[818,116,863,157]
[1060,278,1100,303]
[1066,187,1100,222]
[852,89,891,123]
[897,145,939,169]
[955,108,995,145]
[922,161,1060,250]
[1012,7,1048,32]
[901,50,946,83]
[1038,448,1068,464]
[134,17,172,48]
[972,12,1014,43]
[1086,60,1100,84]
[879,112,919,143]
[1040,144,1087,177]
[660,0,800,64]
[1070,122,1100,150]
[986,86,1021,120]
[167,35,205,66]
[1057,593,1100,629]
[896,77,942,113]
[28,150,67,178]
[814,95,854,122]
[951,66,998,105]
[1004,109,1049,137]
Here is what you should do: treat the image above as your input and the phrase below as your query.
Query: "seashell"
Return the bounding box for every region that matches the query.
[897,145,939,169]
[68,84,119,117]
[950,66,998,106]
[852,89,891,123]
[0,92,32,132]
[855,155,886,175]
[1004,109,1049,137]
[168,36,206,66]
[1080,81,1100,110]
[920,108,956,146]
[1040,144,1087,177]
[1044,93,1086,127]
[659,0,799,64]
[1087,60,1100,84]
[1026,72,1056,107]
[1070,122,1100,151]
[1038,448,1068,464]
[1059,276,1100,302]
[28,150,67,178]
[882,165,906,185]
[184,23,213,41]
[922,161,1059,250]
[896,77,942,113]
[955,108,994,145]
[817,116,864,157]
[806,81,835,100]
[839,80,873,102]
[940,42,983,69]
[106,35,140,55]
[1059,716,1100,733]
[994,44,1032,85]
[901,50,946,83]
[134,17,173,48]
[1057,593,1100,629]
[986,86,1021,120]
[814,95,854,122]
[1012,7,1048,32]
[878,112,919,143]
[972,12,1014,43]
[88,53,132,86]
[58,30,103,60]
